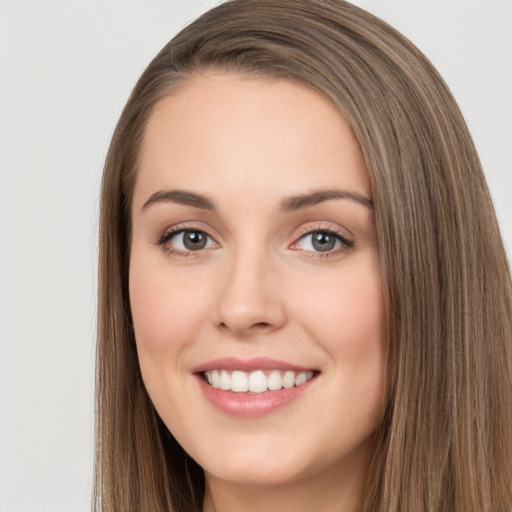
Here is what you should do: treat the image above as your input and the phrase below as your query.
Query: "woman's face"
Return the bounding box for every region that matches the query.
[129,74,386,491]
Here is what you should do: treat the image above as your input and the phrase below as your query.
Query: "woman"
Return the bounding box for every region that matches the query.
[94,0,512,510]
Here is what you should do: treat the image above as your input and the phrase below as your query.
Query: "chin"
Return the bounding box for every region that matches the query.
[183,432,306,486]
[203,457,309,487]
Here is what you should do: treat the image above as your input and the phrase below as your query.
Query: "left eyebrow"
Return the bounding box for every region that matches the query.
[279,189,373,212]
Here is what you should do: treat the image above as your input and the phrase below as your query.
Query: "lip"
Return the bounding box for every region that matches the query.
[191,357,319,418]
[190,357,314,373]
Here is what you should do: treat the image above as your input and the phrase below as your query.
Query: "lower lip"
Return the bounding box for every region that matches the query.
[195,374,317,418]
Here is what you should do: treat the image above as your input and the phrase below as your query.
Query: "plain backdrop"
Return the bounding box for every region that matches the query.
[0,1,510,511]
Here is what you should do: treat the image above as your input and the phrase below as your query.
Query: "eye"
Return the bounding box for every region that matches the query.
[158,229,217,254]
[294,230,354,254]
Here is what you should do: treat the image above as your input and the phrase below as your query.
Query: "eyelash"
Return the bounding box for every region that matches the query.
[155,224,355,259]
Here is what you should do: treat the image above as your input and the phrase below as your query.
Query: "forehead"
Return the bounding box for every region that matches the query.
[134,73,370,210]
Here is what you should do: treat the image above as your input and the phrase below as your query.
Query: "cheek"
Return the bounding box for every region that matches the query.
[128,251,213,422]
[129,252,207,353]
[295,255,386,357]
[128,254,214,397]
[292,254,387,431]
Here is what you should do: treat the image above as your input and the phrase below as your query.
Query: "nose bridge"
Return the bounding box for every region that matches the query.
[215,242,285,334]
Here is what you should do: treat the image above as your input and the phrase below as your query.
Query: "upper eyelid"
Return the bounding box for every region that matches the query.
[158,223,219,241]
[292,221,353,240]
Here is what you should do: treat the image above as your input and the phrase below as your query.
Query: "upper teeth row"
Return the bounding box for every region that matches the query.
[204,369,314,394]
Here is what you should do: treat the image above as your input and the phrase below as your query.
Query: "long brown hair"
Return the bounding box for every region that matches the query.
[94,1,512,510]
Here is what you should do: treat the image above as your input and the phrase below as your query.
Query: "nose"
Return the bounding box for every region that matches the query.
[214,249,287,336]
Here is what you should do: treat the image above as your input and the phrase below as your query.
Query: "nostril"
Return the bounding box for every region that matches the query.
[253,322,271,329]
[219,322,270,328]
[218,320,272,333]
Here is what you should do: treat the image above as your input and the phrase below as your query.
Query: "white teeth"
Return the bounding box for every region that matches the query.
[231,371,249,392]
[203,369,315,394]
[282,371,295,389]
[248,370,267,393]
[295,371,313,386]
[267,370,283,390]
[219,370,231,390]
[295,372,307,386]
[211,370,220,388]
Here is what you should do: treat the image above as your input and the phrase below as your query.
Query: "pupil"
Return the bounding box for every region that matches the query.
[312,232,335,252]
[184,231,207,250]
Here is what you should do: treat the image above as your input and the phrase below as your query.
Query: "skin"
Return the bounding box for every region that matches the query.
[129,74,387,512]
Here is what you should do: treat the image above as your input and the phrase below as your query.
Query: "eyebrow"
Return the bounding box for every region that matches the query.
[279,189,373,211]
[141,188,373,213]
[142,189,216,212]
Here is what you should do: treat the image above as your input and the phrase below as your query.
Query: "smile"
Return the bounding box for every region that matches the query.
[203,369,315,394]
[192,358,320,417]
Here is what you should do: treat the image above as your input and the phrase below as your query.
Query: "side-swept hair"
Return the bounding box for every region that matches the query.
[95,1,512,510]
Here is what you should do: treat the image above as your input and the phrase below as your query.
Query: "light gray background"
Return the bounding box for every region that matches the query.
[1,1,510,511]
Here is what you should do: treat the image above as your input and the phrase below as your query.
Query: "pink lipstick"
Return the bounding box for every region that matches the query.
[191,357,318,418]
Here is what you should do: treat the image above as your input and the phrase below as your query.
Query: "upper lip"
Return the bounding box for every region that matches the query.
[190,357,316,374]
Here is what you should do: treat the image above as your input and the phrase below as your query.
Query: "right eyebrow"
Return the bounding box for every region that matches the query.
[141,189,216,212]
